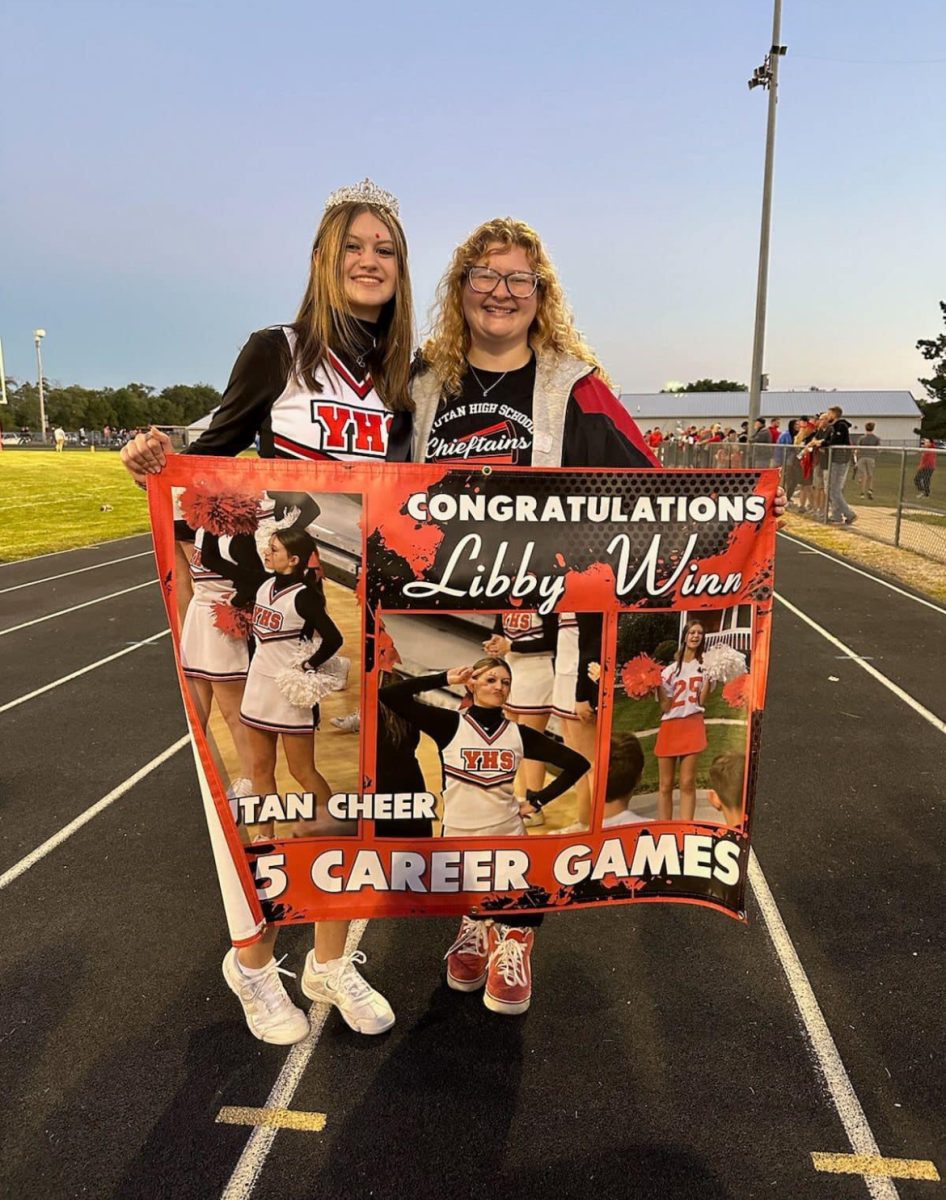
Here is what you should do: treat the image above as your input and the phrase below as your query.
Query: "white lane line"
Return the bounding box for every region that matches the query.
[778,532,946,616]
[0,532,150,569]
[0,551,153,594]
[748,851,900,1200]
[221,920,368,1200]
[774,593,946,735]
[0,630,171,714]
[0,580,155,637]
[0,737,190,892]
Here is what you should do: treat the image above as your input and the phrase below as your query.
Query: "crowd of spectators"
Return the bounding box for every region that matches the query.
[644,406,938,516]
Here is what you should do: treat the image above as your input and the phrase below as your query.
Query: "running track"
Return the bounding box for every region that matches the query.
[0,531,943,1199]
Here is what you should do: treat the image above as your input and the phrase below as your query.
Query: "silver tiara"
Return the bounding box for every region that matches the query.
[324,178,400,217]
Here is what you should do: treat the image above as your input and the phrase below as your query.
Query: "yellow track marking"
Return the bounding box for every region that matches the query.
[217,1107,327,1132]
[811,1152,940,1181]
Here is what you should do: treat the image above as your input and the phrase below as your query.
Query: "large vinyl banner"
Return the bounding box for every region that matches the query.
[149,459,777,944]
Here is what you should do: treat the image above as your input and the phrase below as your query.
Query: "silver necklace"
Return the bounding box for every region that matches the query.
[468,363,507,398]
[355,335,376,369]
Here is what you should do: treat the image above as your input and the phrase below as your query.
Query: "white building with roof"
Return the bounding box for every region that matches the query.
[619,391,923,443]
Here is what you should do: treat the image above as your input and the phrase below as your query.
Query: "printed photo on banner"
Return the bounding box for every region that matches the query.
[606,608,753,831]
[148,456,777,933]
[376,611,604,839]
[169,482,364,843]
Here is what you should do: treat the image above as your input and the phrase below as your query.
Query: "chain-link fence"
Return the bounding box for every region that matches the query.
[0,425,202,450]
[656,440,946,564]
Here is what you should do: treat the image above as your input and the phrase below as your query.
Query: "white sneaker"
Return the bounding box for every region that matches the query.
[301,950,394,1035]
[222,950,310,1045]
[330,712,361,733]
[226,777,254,800]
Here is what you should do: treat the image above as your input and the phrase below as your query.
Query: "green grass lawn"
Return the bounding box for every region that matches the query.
[0,449,151,560]
[611,688,747,794]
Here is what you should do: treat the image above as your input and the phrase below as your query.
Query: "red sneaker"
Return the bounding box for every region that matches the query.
[444,916,490,992]
[484,925,534,1015]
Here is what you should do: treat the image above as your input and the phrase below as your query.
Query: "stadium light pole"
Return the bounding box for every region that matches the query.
[747,0,787,431]
[33,328,48,443]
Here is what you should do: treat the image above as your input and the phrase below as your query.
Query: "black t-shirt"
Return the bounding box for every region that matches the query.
[425,358,537,466]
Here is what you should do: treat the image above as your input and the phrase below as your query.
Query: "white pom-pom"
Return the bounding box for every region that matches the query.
[702,644,748,684]
[275,639,352,708]
[254,505,301,559]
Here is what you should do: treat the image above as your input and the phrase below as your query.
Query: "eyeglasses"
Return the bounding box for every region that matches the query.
[467,266,540,299]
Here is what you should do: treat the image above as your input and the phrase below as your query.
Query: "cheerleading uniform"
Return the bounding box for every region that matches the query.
[240,575,343,735]
[494,612,557,716]
[378,672,588,835]
[186,324,398,462]
[654,658,708,759]
[551,612,580,719]
[180,529,264,681]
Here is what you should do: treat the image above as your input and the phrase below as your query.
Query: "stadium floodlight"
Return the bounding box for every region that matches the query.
[33,329,48,442]
[747,0,788,432]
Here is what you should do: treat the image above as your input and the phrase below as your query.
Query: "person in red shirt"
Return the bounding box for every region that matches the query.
[768,418,781,442]
[915,439,938,498]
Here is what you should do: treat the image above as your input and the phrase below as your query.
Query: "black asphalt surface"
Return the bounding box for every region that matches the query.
[1,532,943,1200]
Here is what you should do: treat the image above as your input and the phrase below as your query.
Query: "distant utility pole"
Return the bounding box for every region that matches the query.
[0,338,8,407]
[747,0,787,430]
[34,329,48,442]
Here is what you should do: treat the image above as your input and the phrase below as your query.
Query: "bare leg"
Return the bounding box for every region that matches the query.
[212,678,254,780]
[238,924,278,969]
[280,732,349,962]
[282,731,332,837]
[186,676,213,731]
[678,754,698,822]
[511,711,551,794]
[244,725,279,840]
[657,756,677,821]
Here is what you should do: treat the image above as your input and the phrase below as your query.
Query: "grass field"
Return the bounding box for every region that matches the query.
[0,450,151,560]
[611,688,747,793]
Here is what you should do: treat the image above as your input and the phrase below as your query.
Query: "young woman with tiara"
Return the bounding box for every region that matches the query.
[654,621,712,822]
[121,178,413,1044]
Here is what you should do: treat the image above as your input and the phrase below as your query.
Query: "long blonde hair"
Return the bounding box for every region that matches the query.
[293,201,414,412]
[421,217,609,397]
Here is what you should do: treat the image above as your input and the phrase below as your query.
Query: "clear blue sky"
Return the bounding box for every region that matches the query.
[2,0,943,396]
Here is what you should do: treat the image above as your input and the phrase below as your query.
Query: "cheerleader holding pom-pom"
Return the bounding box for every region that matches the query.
[239,527,343,842]
[654,621,712,822]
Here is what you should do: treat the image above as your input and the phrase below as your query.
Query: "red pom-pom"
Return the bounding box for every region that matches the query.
[180,489,260,536]
[377,625,401,672]
[621,653,664,698]
[212,600,253,640]
[722,673,751,710]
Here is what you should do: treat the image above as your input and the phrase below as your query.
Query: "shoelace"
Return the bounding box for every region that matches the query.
[444,919,490,961]
[489,934,528,988]
[324,950,372,1000]
[247,955,297,1014]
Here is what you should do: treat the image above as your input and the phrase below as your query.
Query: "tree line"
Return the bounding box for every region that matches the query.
[0,379,221,433]
[3,298,943,439]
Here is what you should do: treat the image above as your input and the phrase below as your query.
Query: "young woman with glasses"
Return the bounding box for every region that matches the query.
[407,216,786,1013]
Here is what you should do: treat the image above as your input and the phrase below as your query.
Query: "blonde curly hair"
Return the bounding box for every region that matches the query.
[421,217,609,397]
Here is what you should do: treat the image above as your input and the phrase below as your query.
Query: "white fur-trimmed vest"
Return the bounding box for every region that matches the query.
[408,349,595,466]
